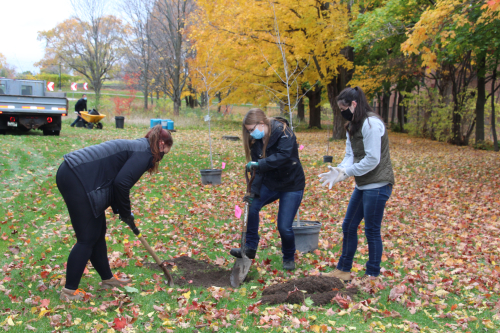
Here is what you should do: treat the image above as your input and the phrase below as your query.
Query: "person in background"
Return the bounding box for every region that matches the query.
[70,94,87,127]
[230,108,305,271]
[319,86,394,283]
[56,125,173,301]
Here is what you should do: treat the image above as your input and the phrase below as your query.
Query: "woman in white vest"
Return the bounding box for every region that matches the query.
[319,86,394,283]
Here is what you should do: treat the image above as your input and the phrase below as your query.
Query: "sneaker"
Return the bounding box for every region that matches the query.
[101,274,132,289]
[321,269,352,283]
[60,287,86,301]
[230,247,257,259]
[283,261,295,271]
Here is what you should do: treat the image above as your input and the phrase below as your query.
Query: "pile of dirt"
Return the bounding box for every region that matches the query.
[144,256,233,288]
[260,276,359,306]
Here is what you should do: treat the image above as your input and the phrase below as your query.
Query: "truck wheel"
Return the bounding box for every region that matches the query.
[87,123,94,129]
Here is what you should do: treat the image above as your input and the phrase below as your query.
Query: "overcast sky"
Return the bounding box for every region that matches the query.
[2,0,74,73]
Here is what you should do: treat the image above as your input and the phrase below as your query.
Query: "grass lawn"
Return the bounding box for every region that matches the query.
[0,116,499,332]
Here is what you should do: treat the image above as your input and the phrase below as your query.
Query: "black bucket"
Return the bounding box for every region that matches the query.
[323,155,333,163]
[115,116,125,129]
[200,169,222,185]
[293,221,322,253]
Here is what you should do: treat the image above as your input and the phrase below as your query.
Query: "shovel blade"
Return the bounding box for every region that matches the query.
[230,257,252,288]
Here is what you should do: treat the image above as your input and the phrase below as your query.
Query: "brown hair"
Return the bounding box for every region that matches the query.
[145,124,173,173]
[242,108,289,162]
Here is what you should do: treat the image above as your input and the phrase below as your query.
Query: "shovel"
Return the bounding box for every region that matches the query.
[230,168,255,288]
[124,218,174,287]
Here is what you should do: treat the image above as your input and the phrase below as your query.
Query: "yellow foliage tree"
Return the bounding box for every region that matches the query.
[190,0,351,130]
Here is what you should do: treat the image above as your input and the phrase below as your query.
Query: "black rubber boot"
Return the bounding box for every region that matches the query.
[230,247,257,259]
[283,261,295,271]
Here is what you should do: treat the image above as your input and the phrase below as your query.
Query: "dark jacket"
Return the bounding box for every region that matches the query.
[75,98,87,113]
[63,138,153,218]
[250,119,305,195]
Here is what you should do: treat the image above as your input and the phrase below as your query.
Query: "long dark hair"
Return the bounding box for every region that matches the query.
[336,86,381,137]
[145,124,173,174]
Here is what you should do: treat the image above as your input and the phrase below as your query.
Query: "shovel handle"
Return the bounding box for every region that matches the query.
[138,234,174,286]
[245,168,256,194]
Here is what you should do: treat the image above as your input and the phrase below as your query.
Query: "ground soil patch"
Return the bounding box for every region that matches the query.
[260,276,359,306]
[144,256,234,288]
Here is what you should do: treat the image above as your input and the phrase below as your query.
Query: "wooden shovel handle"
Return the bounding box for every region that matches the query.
[138,234,174,285]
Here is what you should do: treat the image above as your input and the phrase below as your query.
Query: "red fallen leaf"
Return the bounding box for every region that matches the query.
[451,304,457,311]
[135,260,143,267]
[40,271,50,279]
[41,299,50,307]
[248,291,257,299]
[257,278,265,284]
[263,258,271,265]
[113,317,128,331]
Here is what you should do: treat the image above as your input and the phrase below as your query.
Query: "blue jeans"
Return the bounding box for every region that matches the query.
[245,184,303,262]
[337,184,392,277]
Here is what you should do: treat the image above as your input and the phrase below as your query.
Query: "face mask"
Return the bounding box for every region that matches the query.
[250,126,265,140]
[341,107,353,121]
[83,97,87,101]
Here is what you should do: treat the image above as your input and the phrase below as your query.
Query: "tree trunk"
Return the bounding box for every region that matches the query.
[391,90,398,124]
[279,101,285,115]
[217,92,222,112]
[326,77,345,139]
[174,98,181,115]
[492,64,499,151]
[306,86,322,129]
[297,97,305,121]
[475,51,486,144]
[398,91,404,132]
[382,90,390,124]
[150,93,154,106]
[377,93,382,116]
[185,96,190,108]
[144,83,149,109]
[173,97,181,115]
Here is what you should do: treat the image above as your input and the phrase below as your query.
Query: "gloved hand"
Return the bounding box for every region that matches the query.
[121,214,140,235]
[246,161,259,171]
[243,194,254,205]
[333,167,349,184]
[318,166,339,189]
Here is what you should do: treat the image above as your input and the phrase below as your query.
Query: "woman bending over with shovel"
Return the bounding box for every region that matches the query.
[56,125,173,301]
[230,108,305,271]
[319,87,394,283]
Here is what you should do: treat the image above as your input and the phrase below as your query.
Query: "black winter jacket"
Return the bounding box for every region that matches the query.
[250,119,305,195]
[75,98,87,113]
[63,138,154,218]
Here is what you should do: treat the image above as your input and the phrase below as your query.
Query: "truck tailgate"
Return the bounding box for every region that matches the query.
[0,95,68,115]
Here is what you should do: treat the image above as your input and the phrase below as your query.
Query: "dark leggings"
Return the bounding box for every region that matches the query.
[56,161,113,289]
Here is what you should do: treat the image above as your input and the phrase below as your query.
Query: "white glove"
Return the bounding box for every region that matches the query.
[318,166,349,189]
[333,167,349,184]
[318,166,339,189]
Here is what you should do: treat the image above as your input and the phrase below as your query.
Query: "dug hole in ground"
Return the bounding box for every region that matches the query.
[144,256,361,305]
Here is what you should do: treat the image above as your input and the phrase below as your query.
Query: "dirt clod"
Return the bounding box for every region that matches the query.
[260,276,359,306]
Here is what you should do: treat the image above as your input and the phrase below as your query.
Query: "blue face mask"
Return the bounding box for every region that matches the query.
[250,126,265,140]
[83,97,87,100]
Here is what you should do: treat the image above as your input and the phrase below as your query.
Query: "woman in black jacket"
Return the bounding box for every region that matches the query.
[56,125,173,301]
[230,108,305,270]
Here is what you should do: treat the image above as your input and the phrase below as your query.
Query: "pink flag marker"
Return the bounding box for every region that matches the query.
[235,205,242,218]
[299,145,304,150]
[222,162,226,169]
